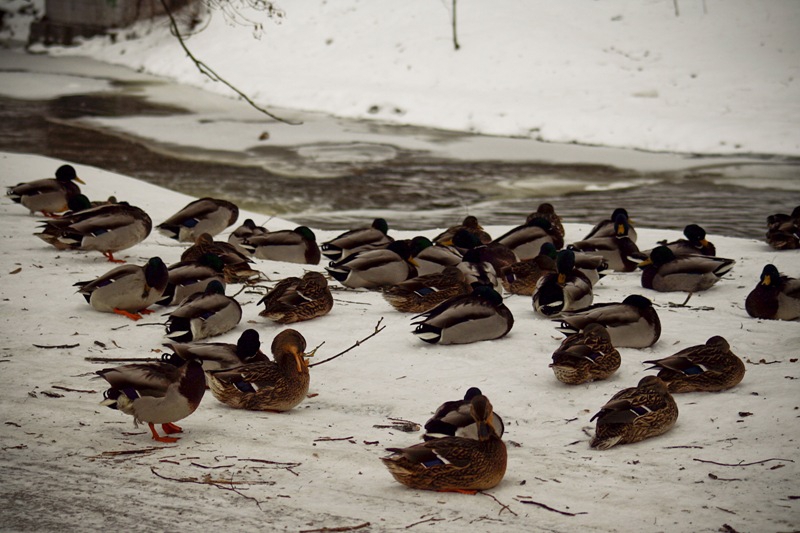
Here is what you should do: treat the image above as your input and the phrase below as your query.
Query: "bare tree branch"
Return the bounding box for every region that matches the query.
[159,0,301,125]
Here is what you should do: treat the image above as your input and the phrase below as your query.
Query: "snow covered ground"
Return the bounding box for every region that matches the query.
[1,152,798,531]
[30,0,800,158]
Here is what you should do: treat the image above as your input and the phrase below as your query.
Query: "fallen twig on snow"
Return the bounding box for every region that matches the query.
[481,492,518,516]
[90,446,176,458]
[299,522,371,533]
[405,517,445,529]
[309,318,385,368]
[84,357,160,364]
[33,343,79,349]
[514,497,587,516]
[52,385,96,393]
[693,457,794,467]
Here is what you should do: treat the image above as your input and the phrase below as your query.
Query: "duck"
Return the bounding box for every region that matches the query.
[228,218,269,255]
[383,266,472,313]
[381,394,507,493]
[583,207,638,243]
[422,387,505,441]
[409,236,462,276]
[765,206,800,250]
[157,197,239,242]
[532,249,594,317]
[527,203,565,242]
[589,376,678,450]
[657,224,716,256]
[74,257,169,320]
[492,217,564,260]
[97,357,205,443]
[207,329,311,411]
[432,215,492,248]
[156,253,226,306]
[454,229,519,275]
[572,250,609,287]
[643,336,745,393]
[499,242,558,296]
[165,280,242,342]
[258,271,333,324]
[35,202,152,262]
[241,226,321,265]
[412,284,514,345]
[320,218,393,261]
[327,240,417,289]
[550,322,621,385]
[555,294,661,348]
[639,246,735,293]
[745,264,800,320]
[181,233,260,283]
[570,212,644,272]
[162,328,268,373]
[7,164,84,216]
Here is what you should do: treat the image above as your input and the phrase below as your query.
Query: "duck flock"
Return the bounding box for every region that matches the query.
[6,163,800,495]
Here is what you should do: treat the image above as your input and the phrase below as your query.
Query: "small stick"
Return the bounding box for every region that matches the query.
[314,436,354,442]
[480,492,518,516]
[89,446,175,458]
[405,518,445,529]
[515,498,587,516]
[85,357,160,363]
[693,457,794,467]
[33,343,79,349]
[309,318,385,368]
[52,385,96,394]
[299,523,371,533]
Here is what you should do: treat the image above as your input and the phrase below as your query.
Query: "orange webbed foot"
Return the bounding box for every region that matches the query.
[139,308,156,315]
[113,308,143,321]
[103,252,125,263]
[149,423,180,443]
[162,422,183,435]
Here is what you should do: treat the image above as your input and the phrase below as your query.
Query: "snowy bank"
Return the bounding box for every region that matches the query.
[0,151,798,531]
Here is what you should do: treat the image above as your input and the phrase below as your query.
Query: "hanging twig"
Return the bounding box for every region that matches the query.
[159,0,301,125]
[308,318,385,367]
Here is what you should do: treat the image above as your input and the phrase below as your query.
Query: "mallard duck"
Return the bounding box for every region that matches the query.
[321,218,393,261]
[643,336,745,393]
[74,257,169,320]
[422,387,505,441]
[493,217,564,260]
[457,256,503,295]
[241,226,321,265]
[589,376,678,450]
[182,233,260,283]
[766,206,800,250]
[7,164,84,216]
[433,215,492,248]
[571,213,644,272]
[639,246,735,292]
[228,218,268,255]
[165,280,242,342]
[157,197,239,242]
[207,329,311,411]
[455,229,519,275]
[327,240,417,289]
[555,294,661,348]
[533,249,594,317]
[409,236,462,276]
[156,253,226,306]
[258,271,333,323]
[583,207,638,243]
[572,250,608,287]
[745,264,800,320]
[500,242,558,296]
[381,394,507,493]
[163,328,268,373]
[97,357,205,443]
[383,266,471,313]
[35,202,152,262]
[550,322,621,384]
[527,203,565,241]
[657,224,716,256]
[412,284,514,345]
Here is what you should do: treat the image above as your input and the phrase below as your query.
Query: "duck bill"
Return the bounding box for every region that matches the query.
[637,258,653,269]
[700,239,710,246]
[762,274,771,286]
[75,176,86,184]
[476,420,491,439]
[557,273,566,284]
[295,350,312,373]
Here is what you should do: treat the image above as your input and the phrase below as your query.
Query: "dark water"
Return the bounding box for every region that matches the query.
[1,91,798,239]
